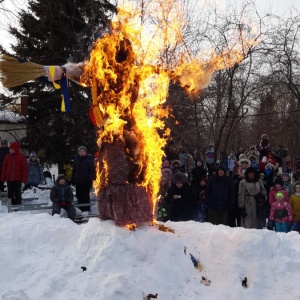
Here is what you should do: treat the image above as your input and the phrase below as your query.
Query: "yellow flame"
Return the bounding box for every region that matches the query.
[81,0,259,220]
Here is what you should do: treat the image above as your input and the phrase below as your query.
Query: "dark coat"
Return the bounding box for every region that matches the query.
[165,182,196,221]
[50,182,74,204]
[72,154,96,184]
[205,174,235,212]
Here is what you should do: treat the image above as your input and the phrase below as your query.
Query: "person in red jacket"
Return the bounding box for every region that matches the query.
[1,142,28,205]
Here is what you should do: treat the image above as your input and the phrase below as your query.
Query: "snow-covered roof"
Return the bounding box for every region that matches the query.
[0,109,26,123]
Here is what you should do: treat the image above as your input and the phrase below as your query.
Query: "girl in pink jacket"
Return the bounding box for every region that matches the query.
[269,191,293,233]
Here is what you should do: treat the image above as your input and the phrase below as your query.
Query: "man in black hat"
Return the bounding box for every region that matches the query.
[205,165,235,225]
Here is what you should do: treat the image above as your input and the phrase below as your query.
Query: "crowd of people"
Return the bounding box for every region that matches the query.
[157,134,300,233]
[1,134,300,232]
[0,140,95,221]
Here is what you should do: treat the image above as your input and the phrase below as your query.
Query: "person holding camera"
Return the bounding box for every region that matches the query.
[238,167,266,229]
[165,172,196,221]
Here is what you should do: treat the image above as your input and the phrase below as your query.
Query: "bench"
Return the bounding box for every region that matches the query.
[6,196,97,213]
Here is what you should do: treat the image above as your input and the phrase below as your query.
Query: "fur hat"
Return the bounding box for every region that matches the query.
[171,159,181,168]
[161,168,172,179]
[239,153,247,160]
[239,157,251,166]
[78,145,87,153]
[56,174,66,183]
[248,154,257,161]
[30,151,37,158]
[9,142,20,153]
[261,134,268,140]
[172,172,187,184]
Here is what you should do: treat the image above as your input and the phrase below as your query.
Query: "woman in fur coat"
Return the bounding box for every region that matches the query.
[238,167,266,229]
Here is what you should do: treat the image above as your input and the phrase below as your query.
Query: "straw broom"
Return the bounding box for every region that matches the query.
[0,55,46,88]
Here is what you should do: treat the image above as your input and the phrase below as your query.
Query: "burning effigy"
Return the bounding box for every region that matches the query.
[0,0,259,227]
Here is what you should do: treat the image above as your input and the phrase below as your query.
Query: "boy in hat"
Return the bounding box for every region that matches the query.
[50,174,76,221]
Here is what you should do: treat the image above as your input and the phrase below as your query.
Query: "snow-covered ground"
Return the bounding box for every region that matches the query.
[1,197,300,300]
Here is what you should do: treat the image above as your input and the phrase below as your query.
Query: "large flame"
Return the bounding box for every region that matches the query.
[80,0,259,218]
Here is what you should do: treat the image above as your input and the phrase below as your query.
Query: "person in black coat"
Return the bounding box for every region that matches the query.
[50,174,76,221]
[165,172,196,221]
[191,158,207,188]
[0,140,9,192]
[72,146,96,212]
[205,165,235,225]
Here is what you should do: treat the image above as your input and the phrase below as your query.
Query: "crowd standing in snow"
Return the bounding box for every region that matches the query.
[1,135,300,233]
[157,134,300,233]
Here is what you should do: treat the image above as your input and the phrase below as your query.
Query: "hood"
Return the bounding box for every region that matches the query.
[9,142,20,154]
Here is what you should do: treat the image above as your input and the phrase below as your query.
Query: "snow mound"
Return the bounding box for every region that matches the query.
[1,214,300,299]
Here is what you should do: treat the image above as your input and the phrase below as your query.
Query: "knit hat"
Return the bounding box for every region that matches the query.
[78,146,87,153]
[276,191,284,198]
[9,142,20,153]
[1,140,8,146]
[30,151,37,158]
[172,172,187,184]
[56,174,66,183]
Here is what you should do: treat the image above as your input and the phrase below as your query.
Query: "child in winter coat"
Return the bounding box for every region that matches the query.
[24,151,44,190]
[269,178,289,206]
[269,191,293,233]
[156,176,171,222]
[50,174,76,221]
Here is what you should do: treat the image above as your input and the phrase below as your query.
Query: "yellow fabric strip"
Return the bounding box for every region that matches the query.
[49,66,61,89]
[61,96,66,112]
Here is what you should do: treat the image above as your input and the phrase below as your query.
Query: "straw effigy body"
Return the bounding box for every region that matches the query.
[0,55,46,88]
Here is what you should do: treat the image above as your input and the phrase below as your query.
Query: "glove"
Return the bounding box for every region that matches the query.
[239,207,247,218]
[60,201,70,208]
[267,219,274,230]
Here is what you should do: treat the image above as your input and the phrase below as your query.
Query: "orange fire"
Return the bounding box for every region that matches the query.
[80,0,259,219]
